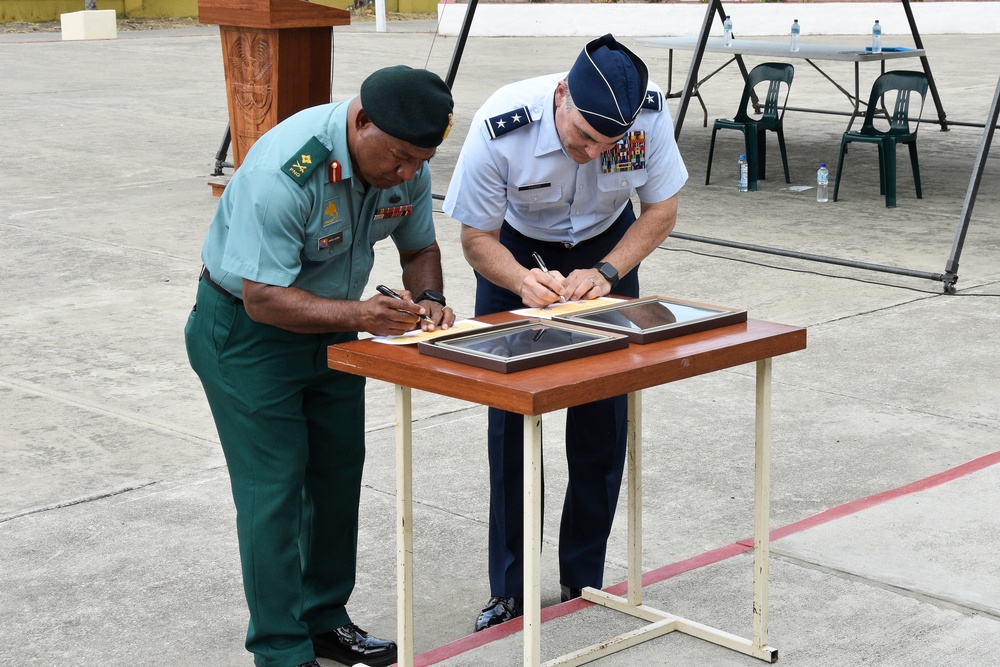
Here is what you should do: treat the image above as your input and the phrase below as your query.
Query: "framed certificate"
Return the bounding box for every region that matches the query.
[553,296,747,344]
[417,319,629,373]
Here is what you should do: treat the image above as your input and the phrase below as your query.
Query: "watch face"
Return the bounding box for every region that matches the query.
[598,263,619,284]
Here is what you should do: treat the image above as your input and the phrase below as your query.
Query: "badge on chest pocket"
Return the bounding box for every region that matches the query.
[323,196,341,227]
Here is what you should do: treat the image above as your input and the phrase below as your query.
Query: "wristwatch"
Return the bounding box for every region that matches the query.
[414,289,447,308]
[594,262,620,289]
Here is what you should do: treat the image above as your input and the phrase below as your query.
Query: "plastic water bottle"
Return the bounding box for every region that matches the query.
[790,19,800,52]
[872,20,882,54]
[816,163,829,202]
[723,15,733,47]
[738,154,748,193]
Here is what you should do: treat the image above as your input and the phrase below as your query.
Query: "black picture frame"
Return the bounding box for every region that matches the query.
[417,318,629,373]
[553,296,747,344]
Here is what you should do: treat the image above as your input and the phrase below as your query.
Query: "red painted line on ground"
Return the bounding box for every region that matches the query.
[413,449,1000,665]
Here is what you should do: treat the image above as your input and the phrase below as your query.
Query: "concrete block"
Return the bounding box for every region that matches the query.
[60,10,117,41]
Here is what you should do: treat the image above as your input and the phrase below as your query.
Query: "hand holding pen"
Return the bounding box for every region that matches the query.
[527,251,567,306]
[375,284,456,333]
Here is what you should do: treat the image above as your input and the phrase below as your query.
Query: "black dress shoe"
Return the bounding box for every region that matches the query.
[560,585,583,602]
[474,596,523,632]
[312,623,397,667]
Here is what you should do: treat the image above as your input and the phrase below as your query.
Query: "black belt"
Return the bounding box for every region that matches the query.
[502,200,634,249]
[200,266,243,305]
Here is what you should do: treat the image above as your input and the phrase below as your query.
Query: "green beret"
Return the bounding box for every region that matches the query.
[360,65,455,148]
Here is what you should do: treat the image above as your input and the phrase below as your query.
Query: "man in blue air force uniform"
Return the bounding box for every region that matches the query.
[443,34,688,632]
[186,66,456,667]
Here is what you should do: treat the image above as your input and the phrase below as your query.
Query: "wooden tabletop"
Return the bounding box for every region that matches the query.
[328,313,806,416]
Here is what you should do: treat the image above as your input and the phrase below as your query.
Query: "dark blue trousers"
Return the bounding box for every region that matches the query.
[474,203,640,596]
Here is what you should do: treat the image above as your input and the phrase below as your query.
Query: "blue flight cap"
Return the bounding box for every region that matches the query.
[566,34,649,138]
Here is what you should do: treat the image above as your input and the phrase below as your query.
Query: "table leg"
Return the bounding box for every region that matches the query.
[396,384,414,667]
[524,414,543,666]
[846,61,861,133]
[752,359,773,656]
[626,391,643,607]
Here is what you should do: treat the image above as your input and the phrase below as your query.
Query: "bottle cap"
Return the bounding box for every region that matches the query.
[820,163,826,167]
[740,154,745,159]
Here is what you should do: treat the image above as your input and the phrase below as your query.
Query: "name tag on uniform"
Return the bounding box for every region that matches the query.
[601,131,646,173]
[517,182,551,191]
[374,205,413,220]
[318,231,343,250]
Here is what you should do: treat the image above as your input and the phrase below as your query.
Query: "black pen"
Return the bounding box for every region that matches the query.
[376,284,434,323]
[531,252,565,303]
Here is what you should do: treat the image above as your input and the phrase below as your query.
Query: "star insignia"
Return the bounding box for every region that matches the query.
[485,106,534,139]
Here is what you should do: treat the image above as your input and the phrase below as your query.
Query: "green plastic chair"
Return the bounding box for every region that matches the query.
[833,71,928,208]
[706,62,794,192]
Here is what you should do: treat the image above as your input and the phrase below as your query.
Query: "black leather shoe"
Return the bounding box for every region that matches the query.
[294,662,321,667]
[474,596,523,632]
[560,585,582,602]
[312,623,397,667]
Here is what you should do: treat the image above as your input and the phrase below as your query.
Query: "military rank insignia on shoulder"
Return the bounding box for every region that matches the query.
[641,90,663,112]
[282,136,331,186]
[485,106,533,139]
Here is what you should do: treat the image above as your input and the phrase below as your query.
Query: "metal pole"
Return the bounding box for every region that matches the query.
[674,0,749,140]
[901,0,948,131]
[942,75,1000,292]
[668,231,946,284]
[444,0,479,90]
[212,124,233,177]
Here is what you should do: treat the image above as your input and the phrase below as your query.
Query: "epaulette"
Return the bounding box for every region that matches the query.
[641,90,663,112]
[282,136,331,186]
[485,106,533,139]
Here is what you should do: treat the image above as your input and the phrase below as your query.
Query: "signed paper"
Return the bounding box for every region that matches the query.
[511,297,624,319]
[371,319,491,345]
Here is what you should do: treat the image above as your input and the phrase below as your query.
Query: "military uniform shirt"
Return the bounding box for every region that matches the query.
[443,72,688,245]
[201,101,436,300]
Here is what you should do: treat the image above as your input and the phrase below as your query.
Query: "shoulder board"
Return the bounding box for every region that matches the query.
[641,90,663,112]
[282,136,331,186]
[485,106,533,140]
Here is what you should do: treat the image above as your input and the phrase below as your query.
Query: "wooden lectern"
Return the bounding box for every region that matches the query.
[199,0,350,194]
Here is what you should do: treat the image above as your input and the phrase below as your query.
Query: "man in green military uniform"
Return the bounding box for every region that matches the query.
[185,66,456,667]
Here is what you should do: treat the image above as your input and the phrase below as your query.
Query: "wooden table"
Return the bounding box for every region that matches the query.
[328,312,806,666]
[639,36,927,132]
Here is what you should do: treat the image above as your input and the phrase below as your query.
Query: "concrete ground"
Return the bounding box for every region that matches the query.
[2,18,999,667]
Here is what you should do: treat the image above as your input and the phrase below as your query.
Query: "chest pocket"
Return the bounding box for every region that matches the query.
[304,217,352,262]
[596,171,648,213]
[506,184,564,220]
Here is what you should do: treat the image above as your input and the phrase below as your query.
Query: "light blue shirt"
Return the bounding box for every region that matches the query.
[201,100,436,300]
[443,73,687,245]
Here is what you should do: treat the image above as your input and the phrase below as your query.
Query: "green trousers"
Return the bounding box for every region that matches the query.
[185,280,366,667]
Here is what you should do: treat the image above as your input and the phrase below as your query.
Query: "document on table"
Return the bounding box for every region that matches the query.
[371,319,491,345]
[512,297,624,319]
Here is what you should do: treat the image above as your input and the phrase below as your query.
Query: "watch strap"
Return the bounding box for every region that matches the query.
[414,289,447,307]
